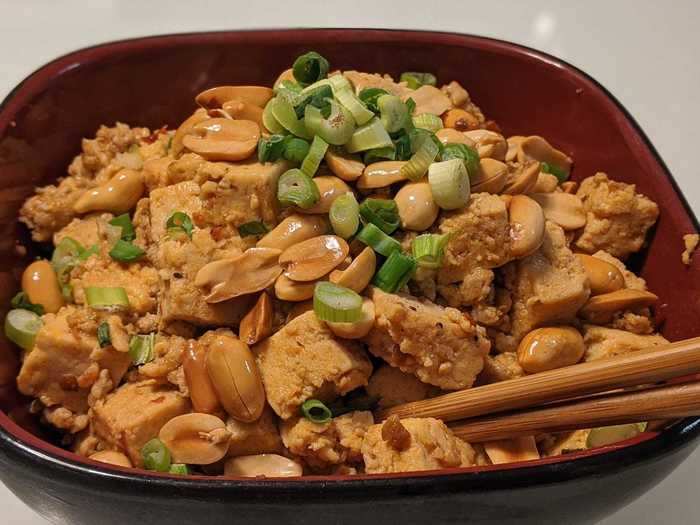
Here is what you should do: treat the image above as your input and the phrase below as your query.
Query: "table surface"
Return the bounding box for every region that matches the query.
[0,0,698,523]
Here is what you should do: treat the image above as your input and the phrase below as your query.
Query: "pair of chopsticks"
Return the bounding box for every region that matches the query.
[375,336,700,442]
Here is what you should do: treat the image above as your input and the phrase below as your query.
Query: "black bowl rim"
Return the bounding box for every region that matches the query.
[1,28,699,493]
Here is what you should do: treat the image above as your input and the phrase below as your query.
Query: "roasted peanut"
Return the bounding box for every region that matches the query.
[239,292,273,345]
[159,413,231,465]
[472,158,508,193]
[21,260,64,314]
[509,195,545,258]
[484,436,540,465]
[182,118,260,162]
[274,273,317,301]
[73,169,145,214]
[575,254,625,295]
[464,130,508,160]
[502,161,540,195]
[561,181,578,194]
[579,289,658,324]
[326,298,375,339]
[325,148,365,181]
[279,235,349,282]
[530,172,559,193]
[257,214,329,251]
[517,135,572,177]
[406,85,451,116]
[195,247,283,303]
[435,128,476,147]
[442,108,479,131]
[357,161,407,189]
[222,99,265,129]
[530,192,586,231]
[300,176,352,214]
[442,80,469,107]
[224,454,303,477]
[506,136,526,162]
[183,341,222,414]
[89,450,133,468]
[206,335,266,422]
[394,182,439,231]
[196,85,274,109]
[329,247,376,293]
[517,326,585,373]
[172,108,209,157]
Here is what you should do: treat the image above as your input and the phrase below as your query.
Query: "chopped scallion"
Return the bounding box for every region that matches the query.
[358,88,389,115]
[428,159,471,210]
[329,193,360,239]
[270,97,312,139]
[400,72,437,89]
[328,74,374,125]
[372,250,417,293]
[300,135,329,177]
[282,137,310,164]
[405,97,416,115]
[108,214,136,241]
[109,239,145,262]
[277,169,320,209]
[413,113,443,133]
[345,117,393,154]
[85,286,130,311]
[129,333,156,365]
[52,237,96,300]
[4,308,42,350]
[169,464,190,475]
[356,223,401,257]
[10,292,44,316]
[313,282,363,323]
[401,131,441,181]
[141,438,171,472]
[238,221,269,238]
[393,132,413,161]
[262,99,285,134]
[441,143,480,178]
[97,322,111,348]
[304,101,355,145]
[378,95,411,134]
[540,161,570,182]
[359,198,400,234]
[300,399,333,425]
[363,146,396,164]
[292,51,330,86]
[165,212,194,240]
[412,233,451,269]
[258,134,287,163]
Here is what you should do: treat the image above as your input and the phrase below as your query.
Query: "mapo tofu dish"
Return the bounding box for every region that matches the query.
[6,52,665,477]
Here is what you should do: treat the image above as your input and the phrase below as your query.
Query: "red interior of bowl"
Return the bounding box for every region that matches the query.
[0,29,698,479]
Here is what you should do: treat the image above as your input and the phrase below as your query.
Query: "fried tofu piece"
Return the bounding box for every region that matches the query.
[17,306,131,417]
[575,173,659,259]
[362,417,476,474]
[366,365,437,409]
[53,213,114,248]
[91,380,191,466]
[280,411,373,470]
[253,311,372,419]
[538,430,591,457]
[478,352,525,383]
[225,406,282,457]
[364,288,490,390]
[582,325,668,362]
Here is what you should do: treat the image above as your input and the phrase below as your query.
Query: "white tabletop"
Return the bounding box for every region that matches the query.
[1,1,698,523]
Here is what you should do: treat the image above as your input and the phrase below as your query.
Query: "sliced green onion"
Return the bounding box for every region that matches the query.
[328,74,374,125]
[356,223,401,257]
[262,99,285,134]
[283,137,310,164]
[129,332,156,365]
[169,464,190,475]
[277,169,320,209]
[275,79,303,95]
[401,132,440,181]
[540,161,570,182]
[238,221,269,238]
[358,88,389,114]
[141,438,171,472]
[292,51,330,86]
[300,399,333,425]
[109,239,145,262]
[165,212,193,240]
[10,292,44,316]
[412,233,451,269]
[329,193,360,239]
[373,251,417,293]
[378,95,410,134]
[400,72,437,89]
[393,132,413,161]
[300,135,329,177]
[304,101,355,145]
[258,134,287,163]
[413,113,443,133]
[441,143,480,178]
[79,245,100,261]
[109,214,136,241]
[85,286,130,311]
[313,282,363,323]
[346,117,393,154]
[359,198,400,234]
[293,84,333,119]
[270,97,312,139]
[52,237,86,300]
[428,159,471,210]
[4,309,42,350]
[363,146,396,164]
[405,97,416,115]
[97,321,111,348]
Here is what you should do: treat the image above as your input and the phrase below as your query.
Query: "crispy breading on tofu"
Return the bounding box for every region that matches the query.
[253,311,372,419]
[575,173,659,259]
[362,417,476,474]
[91,380,190,466]
[16,306,131,422]
[364,288,491,390]
[582,325,668,362]
[280,411,373,470]
[53,213,114,248]
[478,352,525,383]
[367,365,437,409]
[343,71,412,97]
[137,334,188,383]
[226,406,282,457]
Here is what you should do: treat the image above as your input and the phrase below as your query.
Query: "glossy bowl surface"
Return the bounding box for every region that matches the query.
[0,29,699,525]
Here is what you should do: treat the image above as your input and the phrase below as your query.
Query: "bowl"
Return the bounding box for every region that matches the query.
[0,29,699,525]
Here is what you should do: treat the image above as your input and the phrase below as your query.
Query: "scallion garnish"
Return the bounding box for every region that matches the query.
[313,281,363,323]
[97,321,111,348]
[393,132,413,161]
[412,233,451,269]
[109,239,145,262]
[262,99,285,134]
[364,146,396,164]
[52,237,97,300]
[328,74,374,125]
[109,214,136,241]
[358,88,389,114]
[346,117,393,154]
[141,438,171,472]
[85,286,130,311]
[258,134,287,163]
[400,72,437,89]
[304,101,355,145]
[270,97,312,139]
[378,95,411,134]
[292,51,330,86]
[10,292,44,316]
[165,212,194,239]
[300,399,333,425]
[277,169,320,209]
[441,143,480,178]
[238,221,269,238]
[401,131,441,181]
[283,137,311,164]
[428,159,471,210]
[413,113,443,133]
[359,198,400,234]
[405,97,416,115]
[372,250,417,293]
[300,135,329,177]
[329,193,360,239]
[169,464,190,475]
[540,161,570,182]
[129,332,156,365]
[356,223,401,257]
[4,309,42,350]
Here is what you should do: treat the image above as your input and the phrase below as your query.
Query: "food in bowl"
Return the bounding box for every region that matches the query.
[5,50,665,477]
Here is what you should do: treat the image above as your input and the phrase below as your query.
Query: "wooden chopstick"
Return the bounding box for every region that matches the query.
[376,336,700,423]
[449,381,700,442]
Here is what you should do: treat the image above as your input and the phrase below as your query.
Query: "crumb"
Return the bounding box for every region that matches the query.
[682,234,699,265]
